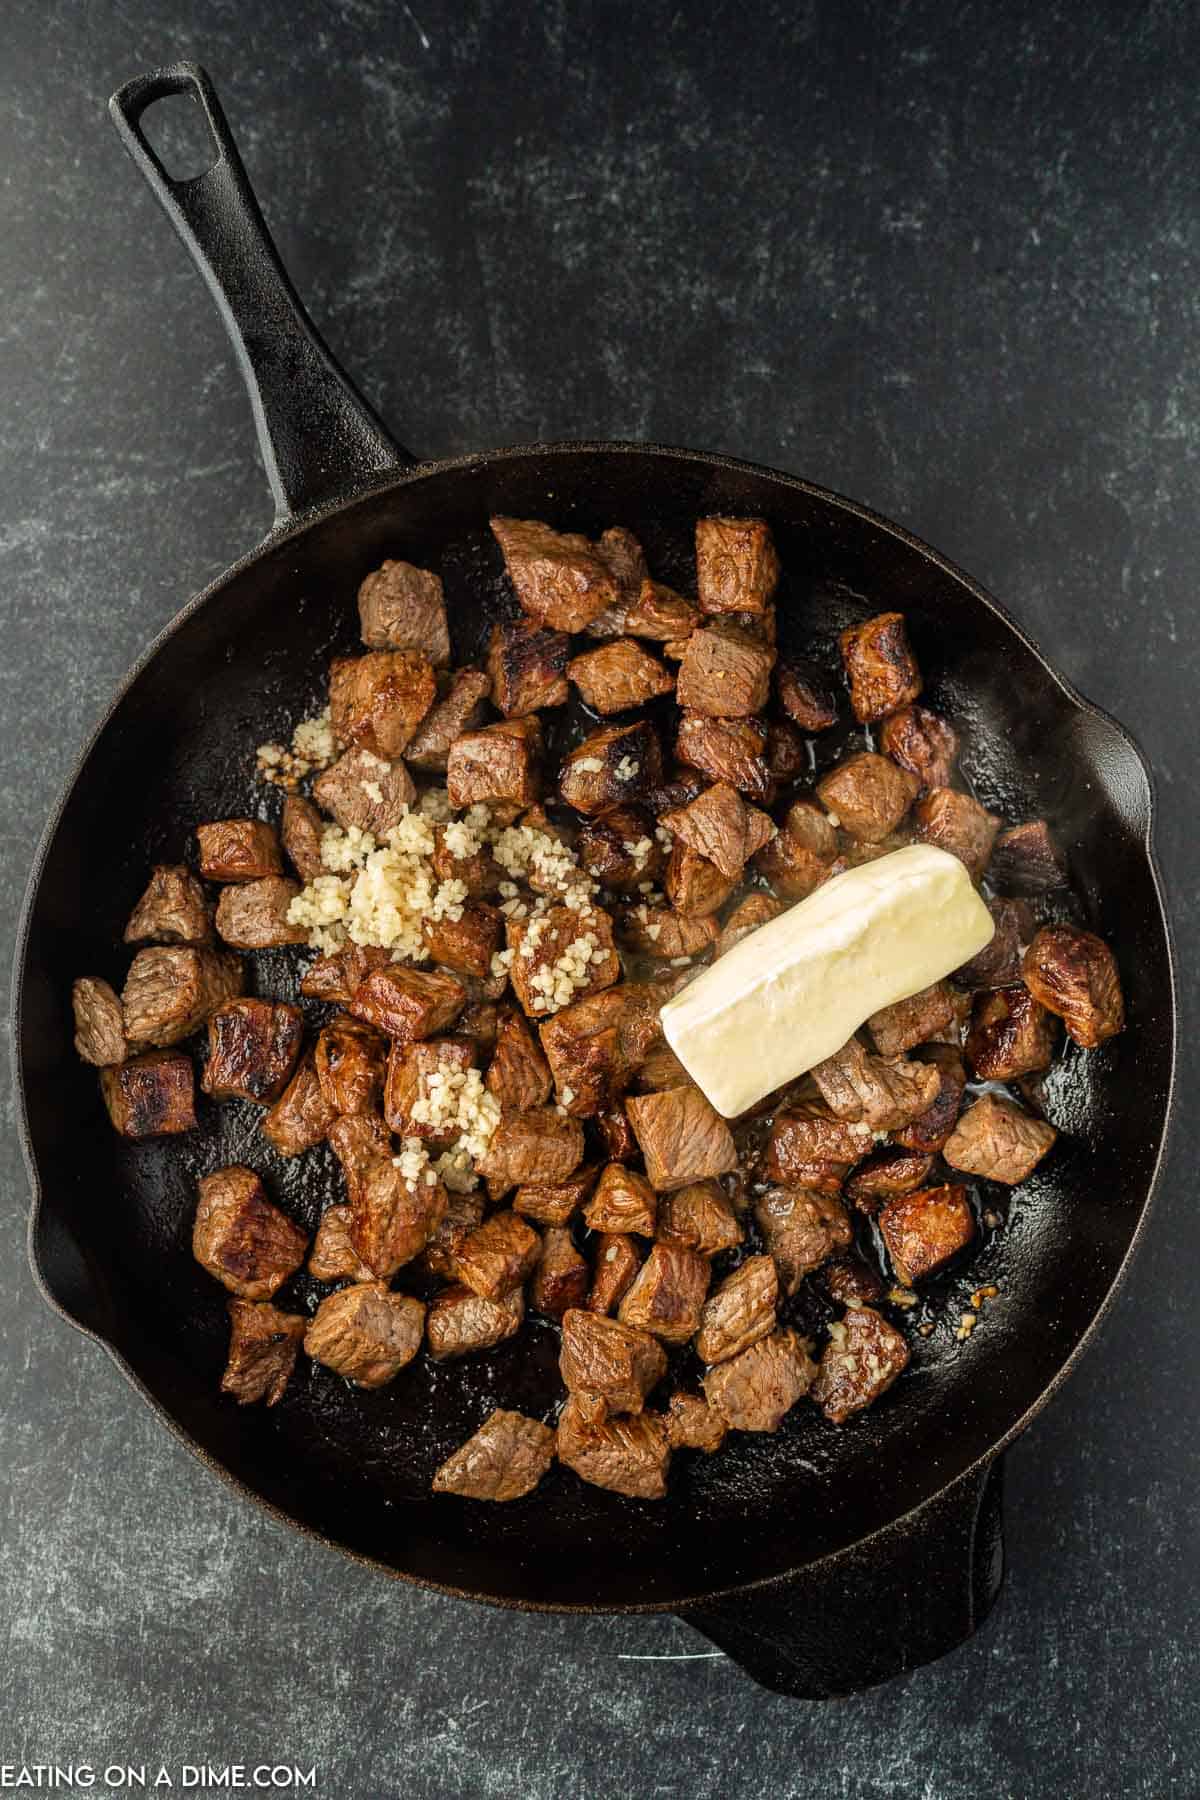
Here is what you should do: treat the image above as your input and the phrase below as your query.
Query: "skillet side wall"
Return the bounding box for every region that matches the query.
[18,447,1171,1609]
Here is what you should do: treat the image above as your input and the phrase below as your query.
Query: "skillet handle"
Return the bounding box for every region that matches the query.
[109,63,411,525]
[680,1458,1004,1699]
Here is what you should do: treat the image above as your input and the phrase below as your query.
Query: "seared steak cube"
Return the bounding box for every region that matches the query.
[942,1093,1057,1184]
[965,984,1058,1081]
[633,1042,693,1092]
[124,863,212,945]
[304,1282,425,1388]
[766,1105,875,1180]
[531,1226,590,1317]
[867,980,958,1057]
[695,516,780,615]
[703,1327,816,1433]
[486,1007,552,1111]
[586,1232,642,1315]
[263,1053,336,1157]
[196,819,284,882]
[664,844,735,918]
[507,904,620,1018]
[72,976,128,1066]
[308,1204,375,1282]
[621,577,700,641]
[215,876,307,949]
[844,1147,936,1210]
[596,1100,638,1162]
[329,1114,448,1276]
[475,1106,584,1198]
[766,717,807,784]
[433,1409,556,1502]
[419,1190,487,1280]
[665,1391,728,1453]
[810,1035,941,1131]
[991,819,1067,893]
[627,1086,737,1192]
[753,1188,853,1294]
[694,1254,777,1365]
[422,900,504,978]
[811,1306,910,1423]
[662,781,774,880]
[349,965,466,1041]
[121,945,243,1047]
[313,747,416,836]
[913,788,999,883]
[405,667,492,771]
[220,1299,306,1406]
[315,1016,387,1116]
[567,639,674,715]
[203,999,303,1104]
[880,1183,975,1285]
[100,1049,195,1137]
[431,821,504,899]
[618,1243,710,1345]
[716,893,784,957]
[953,896,1033,991]
[820,1255,884,1305]
[281,794,327,881]
[588,525,649,633]
[329,649,436,759]
[556,1394,670,1499]
[490,515,619,631]
[879,704,958,791]
[656,1180,742,1256]
[753,809,840,900]
[454,1210,541,1299]
[488,617,570,716]
[839,612,922,722]
[583,1162,658,1236]
[193,1166,307,1299]
[576,805,664,892]
[675,712,772,802]
[559,1308,667,1413]
[299,943,391,1003]
[615,902,720,962]
[892,1046,966,1153]
[513,1163,599,1226]
[457,1000,500,1055]
[676,623,775,717]
[447,715,542,809]
[776,656,838,732]
[1022,924,1125,1048]
[357,558,450,664]
[817,752,919,842]
[427,1283,525,1360]
[559,719,662,813]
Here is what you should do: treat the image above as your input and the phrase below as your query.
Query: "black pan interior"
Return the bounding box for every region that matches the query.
[17,445,1173,1609]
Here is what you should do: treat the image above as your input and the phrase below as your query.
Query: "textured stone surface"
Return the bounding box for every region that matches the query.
[1,0,1197,1793]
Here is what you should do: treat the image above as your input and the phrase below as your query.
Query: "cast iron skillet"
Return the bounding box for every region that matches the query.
[13,64,1176,1699]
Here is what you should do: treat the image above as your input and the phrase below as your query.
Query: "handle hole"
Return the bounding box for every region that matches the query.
[139,90,220,181]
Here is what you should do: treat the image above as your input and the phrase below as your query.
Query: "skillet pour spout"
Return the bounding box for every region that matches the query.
[14,61,1176,1700]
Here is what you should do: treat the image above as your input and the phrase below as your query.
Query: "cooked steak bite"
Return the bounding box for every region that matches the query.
[121,945,244,1047]
[753,1187,853,1294]
[648,769,708,814]
[312,747,416,836]
[513,1163,598,1227]
[586,1232,642,1315]
[776,657,838,733]
[892,1046,966,1153]
[622,577,700,641]
[203,999,304,1104]
[315,1016,388,1116]
[675,711,772,802]
[328,1114,448,1276]
[596,525,650,613]
[694,1255,778,1365]
[215,876,307,949]
[753,821,839,901]
[844,1146,937,1210]
[618,1243,710,1344]
[559,1308,668,1413]
[583,1162,658,1237]
[676,622,776,717]
[280,795,327,881]
[447,714,542,809]
[567,638,675,715]
[457,1000,500,1056]
[913,788,1000,883]
[662,782,774,881]
[703,1327,816,1433]
[506,904,620,1018]
[627,1087,737,1192]
[966,984,1058,1081]
[766,1104,875,1178]
[308,1204,375,1282]
[530,1226,590,1317]
[765,718,807,787]
[556,1393,670,1499]
[716,893,784,958]
[576,805,664,892]
[953,895,1032,991]
[433,1409,556,1501]
[991,819,1068,893]
[357,558,450,665]
[867,980,958,1058]
[329,649,437,759]
[820,1255,884,1305]
[429,823,503,902]
[485,1006,553,1111]
[193,1166,307,1299]
[596,1100,638,1163]
[263,1052,336,1157]
[663,844,736,918]
[1022,924,1125,1048]
[100,1049,196,1137]
[665,1391,727,1453]
[124,863,212,946]
[220,1299,306,1406]
[811,1306,910,1423]
[942,1093,1057,1184]
[695,516,780,615]
[299,943,392,1003]
[72,977,128,1066]
[421,900,504,980]
[475,1106,584,1198]
[880,1183,975,1285]
[405,667,492,771]
[879,705,958,792]
[454,1210,541,1299]
[304,1282,425,1388]
[420,1190,487,1279]
[656,1180,742,1256]
[839,612,922,722]
[488,617,571,716]
[427,1283,525,1360]
[817,752,920,842]
[615,901,720,962]
[633,1041,694,1094]
[196,819,284,883]
[810,1035,941,1131]
[558,719,662,814]
[349,965,466,1041]
[490,515,619,631]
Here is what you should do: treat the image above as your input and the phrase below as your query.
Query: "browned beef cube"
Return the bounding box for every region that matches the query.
[304,1282,425,1388]
[196,819,284,882]
[844,1146,937,1210]
[315,1016,387,1116]
[593,1103,635,1165]
[299,943,392,1003]
[215,877,307,950]
[488,617,570,715]
[556,1394,670,1498]
[767,1104,875,1179]
[1022,924,1124,1048]
[615,902,720,962]
[329,650,436,759]
[513,1163,598,1226]
[72,977,128,1066]
[695,516,780,615]
[100,1049,195,1137]
[349,965,466,1041]
[559,720,663,814]
[280,795,326,881]
[991,820,1068,893]
[966,983,1058,1081]
[633,1043,694,1094]
[676,623,775,718]
[203,999,303,1104]
[753,813,840,900]
[753,1187,853,1294]
[703,1327,816,1432]
[618,1243,710,1344]
[220,1298,306,1406]
[716,893,784,957]
[675,712,772,803]
[490,515,619,631]
[567,639,674,715]
[576,805,664,893]
[694,1254,777,1366]
[559,1308,667,1412]
[122,945,244,1047]
[662,844,733,918]
[811,1306,910,1422]
[913,787,1000,882]
[648,770,708,814]
[485,1007,552,1111]
[433,1409,556,1501]
[447,715,542,809]
[428,826,502,903]
[263,1053,336,1157]
[942,1093,1057,1184]
[457,1000,500,1056]
[656,1180,742,1256]
[586,1232,642,1314]
[475,1105,585,1198]
[454,1210,541,1299]
[820,1256,884,1306]
[892,1046,966,1153]
[839,612,922,722]
[867,980,958,1057]
[662,781,774,880]
[422,901,504,979]
[530,1226,589,1317]
[776,657,838,732]
[125,863,212,945]
[419,1190,487,1279]
[357,558,450,664]
[621,578,700,641]
[329,1114,448,1276]
[427,1283,525,1360]
[193,1166,307,1299]
[506,904,620,1018]
[405,668,492,771]
[665,1391,727,1453]
[765,719,806,787]
[879,705,958,791]
[308,1204,375,1282]
[953,896,1033,991]
[817,753,920,843]
[593,525,650,624]
[583,1162,658,1236]
[880,1183,975,1285]
[627,1087,737,1192]
[313,747,416,836]
[810,1035,941,1131]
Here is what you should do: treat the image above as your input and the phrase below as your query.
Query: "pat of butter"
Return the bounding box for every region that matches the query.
[660,844,994,1118]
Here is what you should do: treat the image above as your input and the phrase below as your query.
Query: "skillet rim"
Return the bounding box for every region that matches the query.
[12,436,1178,1614]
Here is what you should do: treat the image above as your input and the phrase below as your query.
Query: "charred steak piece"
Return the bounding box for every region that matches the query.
[716,893,784,958]
[913,788,1000,884]
[618,1243,710,1345]
[953,896,1034,991]
[513,1163,599,1227]
[585,1233,642,1315]
[307,1204,375,1283]
[991,820,1068,894]
[880,1183,975,1285]
[583,1163,658,1237]
[419,1190,487,1280]
[576,804,664,893]
[621,578,699,642]
[299,943,391,1004]
[121,945,243,1047]
[663,844,736,919]
[558,719,663,814]
[382,1035,476,1142]
[203,999,304,1104]
[811,1306,910,1423]
[220,1299,306,1406]
[196,819,284,883]
[766,1104,876,1180]
[942,1093,1057,1184]
[329,649,437,759]
[676,622,776,718]
[810,1036,941,1132]
[530,1226,590,1317]
[1022,924,1125,1048]
[776,656,838,732]
[966,984,1058,1081]
[313,747,416,837]
[844,1146,937,1210]
[596,1099,638,1162]
[453,1210,541,1300]
[867,980,958,1058]
[488,617,570,716]
[656,1180,742,1257]
[433,1409,556,1502]
[892,1046,966,1153]
[100,1049,195,1138]
[193,1166,308,1300]
[694,1255,778,1365]
[215,877,307,950]
[665,1392,728,1454]
[817,752,920,843]
[263,1053,336,1157]
[675,712,772,803]
[475,1106,584,1199]
[695,516,780,616]
[422,900,504,979]
[615,902,720,962]
[556,1393,670,1499]
[280,795,327,881]
[879,705,958,792]
[328,1114,448,1277]
[662,781,775,880]
[490,516,620,632]
[72,976,128,1066]
[559,1308,667,1415]
[357,558,450,665]
[427,1284,525,1360]
[349,965,466,1042]
[124,863,212,946]
[506,904,620,1019]
[820,1255,884,1306]
[753,805,840,901]
[486,1007,553,1112]
[315,1016,388,1116]
[567,638,674,715]
[703,1328,816,1433]
[431,823,504,899]
[304,1282,426,1388]
[753,1188,853,1294]
[626,1087,738,1192]
[405,668,492,771]
[447,715,542,810]
[839,612,922,722]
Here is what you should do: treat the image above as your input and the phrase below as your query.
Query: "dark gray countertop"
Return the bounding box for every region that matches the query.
[2,2,1196,1794]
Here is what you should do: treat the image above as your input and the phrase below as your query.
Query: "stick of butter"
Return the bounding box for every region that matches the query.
[660,844,995,1119]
